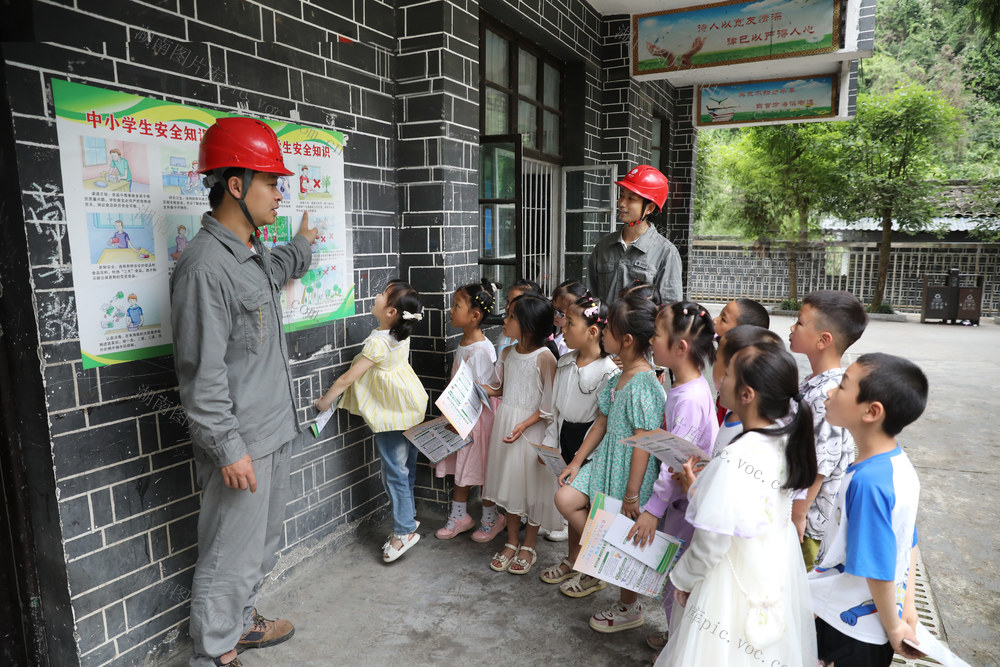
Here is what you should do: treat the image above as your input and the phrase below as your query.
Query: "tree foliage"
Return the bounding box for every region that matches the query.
[700,124,840,299]
[829,84,961,308]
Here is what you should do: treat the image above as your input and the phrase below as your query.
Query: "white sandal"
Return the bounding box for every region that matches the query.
[490,543,520,572]
[540,557,577,584]
[509,546,537,575]
[382,522,421,563]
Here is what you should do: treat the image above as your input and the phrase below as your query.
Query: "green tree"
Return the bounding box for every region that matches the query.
[712,124,839,301]
[967,0,1000,36]
[830,84,961,310]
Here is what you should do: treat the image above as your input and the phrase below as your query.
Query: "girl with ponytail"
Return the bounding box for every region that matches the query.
[435,279,506,542]
[538,295,617,582]
[628,301,720,651]
[655,341,817,666]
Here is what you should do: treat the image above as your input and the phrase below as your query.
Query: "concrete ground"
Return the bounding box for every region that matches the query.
[165,311,998,667]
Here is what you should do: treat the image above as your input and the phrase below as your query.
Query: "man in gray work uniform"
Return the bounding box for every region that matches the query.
[588,164,682,306]
[171,117,317,667]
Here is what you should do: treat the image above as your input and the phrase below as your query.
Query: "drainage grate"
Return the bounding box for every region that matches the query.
[893,547,948,666]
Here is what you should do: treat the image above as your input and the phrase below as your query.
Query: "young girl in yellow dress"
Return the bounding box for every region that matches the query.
[316,280,428,562]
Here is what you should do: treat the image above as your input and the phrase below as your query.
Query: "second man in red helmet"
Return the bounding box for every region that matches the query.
[587,164,683,306]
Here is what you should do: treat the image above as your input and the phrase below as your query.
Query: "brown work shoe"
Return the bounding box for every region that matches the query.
[236,608,295,653]
[212,653,242,666]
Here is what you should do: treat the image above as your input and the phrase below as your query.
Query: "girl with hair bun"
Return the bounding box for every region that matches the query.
[316,279,429,563]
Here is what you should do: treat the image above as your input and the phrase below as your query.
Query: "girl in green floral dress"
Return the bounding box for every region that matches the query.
[555,291,666,633]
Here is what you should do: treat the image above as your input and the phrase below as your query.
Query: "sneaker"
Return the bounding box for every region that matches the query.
[544,527,569,542]
[589,602,644,633]
[435,514,475,539]
[646,630,669,650]
[471,513,507,543]
[213,656,243,667]
[236,609,295,652]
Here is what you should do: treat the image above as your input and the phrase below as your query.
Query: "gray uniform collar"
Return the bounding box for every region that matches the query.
[617,224,659,253]
[200,212,260,263]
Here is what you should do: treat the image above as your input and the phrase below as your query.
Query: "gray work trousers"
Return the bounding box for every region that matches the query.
[188,442,291,666]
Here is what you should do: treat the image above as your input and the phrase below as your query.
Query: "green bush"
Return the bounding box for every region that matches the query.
[867,303,895,314]
[779,299,802,311]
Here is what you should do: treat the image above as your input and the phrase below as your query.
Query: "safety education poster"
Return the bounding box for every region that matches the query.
[52,79,354,369]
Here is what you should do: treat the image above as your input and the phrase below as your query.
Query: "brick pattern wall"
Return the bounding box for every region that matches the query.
[5,2,400,665]
[396,0,483,505]
[600,16,697,290]
[2,1,695,664]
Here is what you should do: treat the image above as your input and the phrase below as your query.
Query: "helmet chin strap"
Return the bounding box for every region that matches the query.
[232,169,260,237]
[205,168,260,237]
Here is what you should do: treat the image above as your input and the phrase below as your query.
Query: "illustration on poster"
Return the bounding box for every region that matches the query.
[55,78,353,367]
[81,136,150,194]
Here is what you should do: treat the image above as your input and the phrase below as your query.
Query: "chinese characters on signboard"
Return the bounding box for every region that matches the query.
[633,0,839,76]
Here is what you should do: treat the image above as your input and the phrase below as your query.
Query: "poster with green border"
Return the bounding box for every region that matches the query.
[632,0,838,76]
[51,79,354,369]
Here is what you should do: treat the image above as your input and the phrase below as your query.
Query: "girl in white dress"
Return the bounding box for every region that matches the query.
[482,293,562,575]
[434,279,502,540]
[539,295,617,584]
[658,341,818,666]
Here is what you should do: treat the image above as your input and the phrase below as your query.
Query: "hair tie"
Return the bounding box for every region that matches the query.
[793,392,804,402]
[699,310,706,317]
[401,311,423,321]
[682,307,689,316]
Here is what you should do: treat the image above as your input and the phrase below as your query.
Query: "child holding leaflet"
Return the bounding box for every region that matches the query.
[539,295,617,584]
[434,279,503,541]
[315,280,428,563]
[671,326,786,498]
[554,292,665,632]
[632,301,719,651]
[788,290,868,571]
[657,342,818,666]
[482,293,562,575]
[811,353,928,665]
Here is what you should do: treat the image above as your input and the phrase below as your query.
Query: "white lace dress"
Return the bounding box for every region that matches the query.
[482,346,562,530]
[657,430,818,667]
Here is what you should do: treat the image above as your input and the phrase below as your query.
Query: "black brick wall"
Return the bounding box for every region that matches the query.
[1,1,696,664]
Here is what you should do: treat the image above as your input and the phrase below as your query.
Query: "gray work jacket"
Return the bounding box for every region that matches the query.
[587,225,683,305]
[170,213,312,467]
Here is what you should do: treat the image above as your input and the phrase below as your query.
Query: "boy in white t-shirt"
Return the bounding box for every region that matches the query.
[810,353,929,666]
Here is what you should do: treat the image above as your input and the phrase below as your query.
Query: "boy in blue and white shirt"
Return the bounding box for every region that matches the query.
[810,353,929,666]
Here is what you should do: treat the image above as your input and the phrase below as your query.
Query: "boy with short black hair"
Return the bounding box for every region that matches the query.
[811,353,928,665]
[712,297,769,339]
[710,297,769,424]
[788,290,868,570]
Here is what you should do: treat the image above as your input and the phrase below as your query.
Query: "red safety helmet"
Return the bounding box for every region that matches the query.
[616,164,669,211]
[197,116,293,176]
